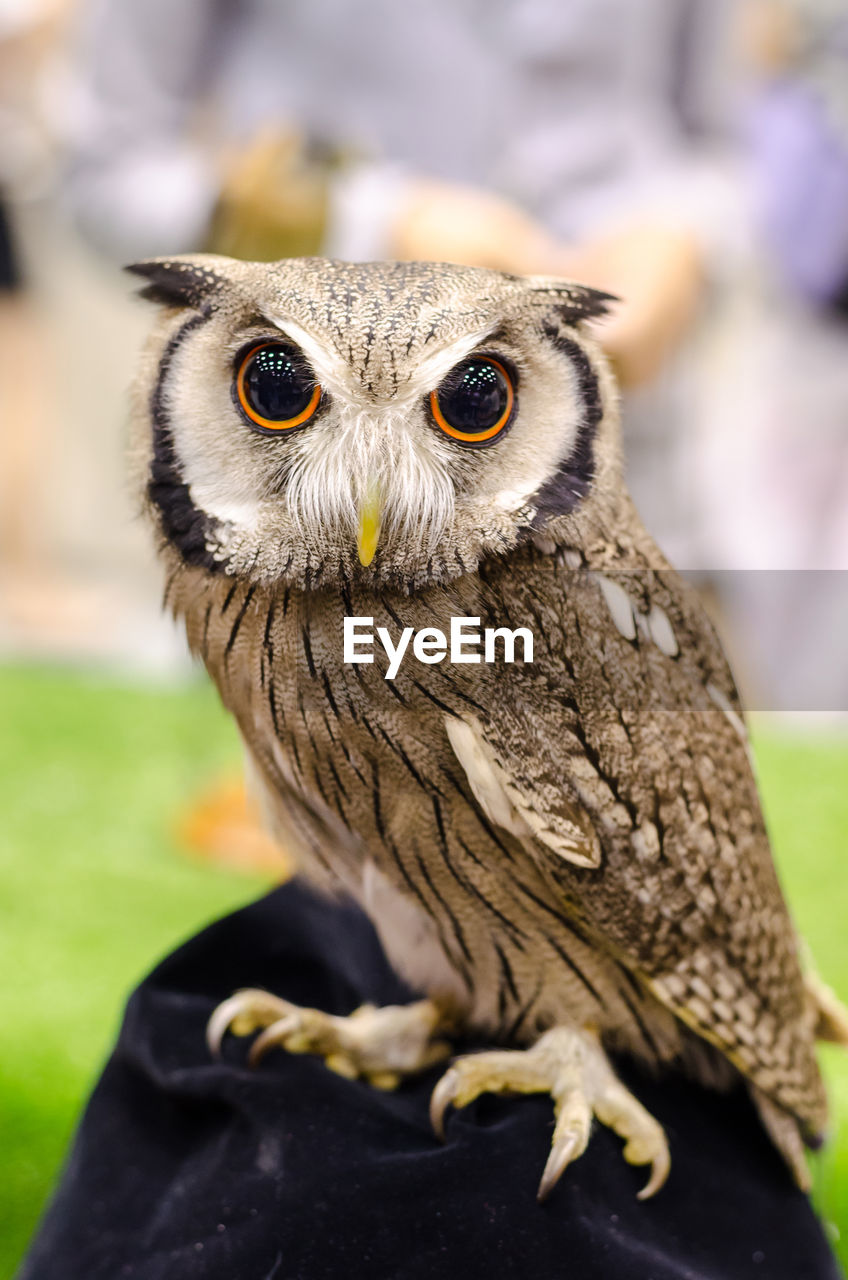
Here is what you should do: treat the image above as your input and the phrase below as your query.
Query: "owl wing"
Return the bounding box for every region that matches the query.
[446,559,825,1131]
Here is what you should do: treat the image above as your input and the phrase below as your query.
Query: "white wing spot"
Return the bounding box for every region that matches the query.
[444,715,601,869]
[444,716,529,838]
[647,604,678,657]
[595,574,636,641]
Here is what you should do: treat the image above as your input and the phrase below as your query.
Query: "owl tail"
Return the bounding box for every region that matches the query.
[750,1088,813,1191]
[806,971,848,1047]
[752,969,848,1190]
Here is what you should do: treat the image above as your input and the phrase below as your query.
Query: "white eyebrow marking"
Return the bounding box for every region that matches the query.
[263,313,498,405]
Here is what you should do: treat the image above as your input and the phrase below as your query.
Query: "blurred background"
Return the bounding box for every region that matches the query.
[2,0,848,1273]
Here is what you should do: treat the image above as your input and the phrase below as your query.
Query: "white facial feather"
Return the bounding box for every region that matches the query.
[283,405,456,560]
[268,314,496,410]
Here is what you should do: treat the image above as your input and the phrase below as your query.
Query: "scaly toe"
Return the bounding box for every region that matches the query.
[209,994,449,1088]
[428,1029,670,1201]
[594,1074,671,1199]
[367,1069,402,1090]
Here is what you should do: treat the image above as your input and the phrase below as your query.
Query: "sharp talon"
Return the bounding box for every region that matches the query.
[248,1014,299,1067]
[636,1147,671,1200]
[206,993,252,1057]
[430,1068,458,1141]
[537,1132,579,1202]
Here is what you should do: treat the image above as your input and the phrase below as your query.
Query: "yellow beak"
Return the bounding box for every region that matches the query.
[356,482,382,567]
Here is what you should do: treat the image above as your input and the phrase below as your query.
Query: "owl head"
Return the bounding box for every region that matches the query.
[129,254,621,591]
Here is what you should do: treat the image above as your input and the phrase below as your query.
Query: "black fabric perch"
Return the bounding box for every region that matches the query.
[18,881,842,1280]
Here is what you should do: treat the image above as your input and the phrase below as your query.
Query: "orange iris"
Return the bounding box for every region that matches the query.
[429,356,514,444]
[236,342,322,431]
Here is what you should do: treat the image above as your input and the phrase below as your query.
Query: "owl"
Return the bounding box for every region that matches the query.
[128,253,847,1200]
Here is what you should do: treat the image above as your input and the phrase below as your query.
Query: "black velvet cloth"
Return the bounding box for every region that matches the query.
[19,881,842,1280]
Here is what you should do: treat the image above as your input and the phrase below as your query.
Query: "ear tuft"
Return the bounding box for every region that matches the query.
[527,279,619,325]
[125,257,225,308]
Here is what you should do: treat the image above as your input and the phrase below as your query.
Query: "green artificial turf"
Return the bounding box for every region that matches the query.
[1,665,847,1274]
[0,664,269,1277]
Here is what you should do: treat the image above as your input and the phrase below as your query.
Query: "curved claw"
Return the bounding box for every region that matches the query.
[536,1132,580,1202]
[429,1066,459,1141]
[636,1144,671,1200]
[247,1014,301,1067]
[206,989,291,1058]
[206,992,253,1058]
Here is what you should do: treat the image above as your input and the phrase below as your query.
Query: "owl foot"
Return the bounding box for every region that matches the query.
[430,1026,670,1201]
[207,990,451,1088]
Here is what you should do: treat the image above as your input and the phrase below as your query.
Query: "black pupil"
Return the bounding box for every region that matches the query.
[438,359,509,434]
[243,345,314,421]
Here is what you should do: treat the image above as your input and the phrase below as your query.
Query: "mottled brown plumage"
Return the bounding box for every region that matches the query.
[130,253,843,1196]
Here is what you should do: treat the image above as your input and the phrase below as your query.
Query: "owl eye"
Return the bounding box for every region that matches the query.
[429,356,515,446]
[235,341,321,432]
